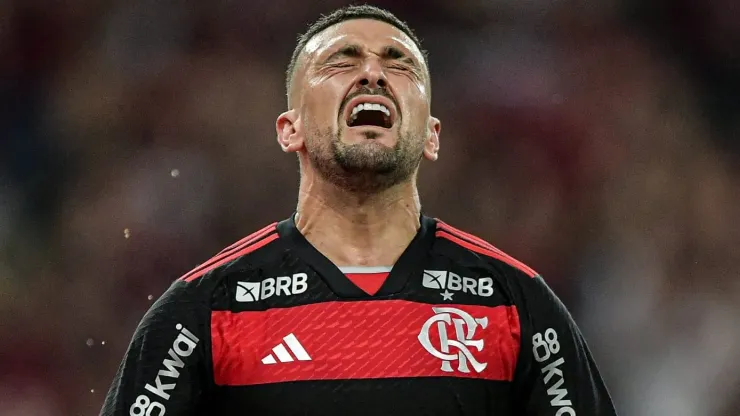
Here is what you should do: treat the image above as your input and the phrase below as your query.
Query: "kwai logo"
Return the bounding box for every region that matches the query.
[533,328,576,415]
[129,324,199,416]
[236,273,308,302]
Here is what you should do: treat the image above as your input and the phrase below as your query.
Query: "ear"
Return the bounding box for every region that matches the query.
[423,116,441,161]
[276,109,304,153]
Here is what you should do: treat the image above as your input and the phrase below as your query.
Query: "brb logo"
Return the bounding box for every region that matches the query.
[236,273,308,302]
[418,307,488,374]
[422,270,494,301]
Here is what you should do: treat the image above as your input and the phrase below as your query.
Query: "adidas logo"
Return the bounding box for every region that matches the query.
[261,333,312,365]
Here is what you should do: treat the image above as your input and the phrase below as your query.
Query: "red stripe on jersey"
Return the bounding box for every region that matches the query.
[436,231,538,278]
[436,221,503,254]
[182,233,279,282]
[211,300,520,386]
[344,272,389,295]
[219,223,277,254]
[179,225,277,282]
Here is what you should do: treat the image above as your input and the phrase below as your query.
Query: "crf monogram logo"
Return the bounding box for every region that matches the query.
[418,307,488,373]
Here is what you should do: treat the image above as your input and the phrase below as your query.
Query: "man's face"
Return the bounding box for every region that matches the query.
[283,19,439,192]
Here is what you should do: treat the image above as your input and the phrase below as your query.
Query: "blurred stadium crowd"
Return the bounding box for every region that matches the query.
[1,0,739,415]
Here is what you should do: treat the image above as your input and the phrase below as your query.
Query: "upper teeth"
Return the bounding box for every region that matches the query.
[351,103,390,117]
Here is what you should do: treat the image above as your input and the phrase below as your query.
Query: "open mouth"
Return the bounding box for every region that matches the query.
[345,98,396,129]
[347,103,392,128]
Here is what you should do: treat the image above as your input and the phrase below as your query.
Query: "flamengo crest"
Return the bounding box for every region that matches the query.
[418,307,488,374]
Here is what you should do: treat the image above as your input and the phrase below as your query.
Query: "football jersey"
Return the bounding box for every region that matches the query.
[101,214,617,416]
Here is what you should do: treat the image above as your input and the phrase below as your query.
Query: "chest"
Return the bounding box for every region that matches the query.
[208,298,521,415]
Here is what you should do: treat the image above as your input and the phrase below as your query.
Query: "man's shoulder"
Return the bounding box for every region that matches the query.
[176,221,283,287]
[431,218,539,280]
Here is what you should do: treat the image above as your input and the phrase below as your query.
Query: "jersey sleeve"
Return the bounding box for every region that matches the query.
[511,275,618,415]
[101,280,211,416]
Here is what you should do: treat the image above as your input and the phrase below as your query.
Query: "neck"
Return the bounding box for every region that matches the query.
[295,174,422,268]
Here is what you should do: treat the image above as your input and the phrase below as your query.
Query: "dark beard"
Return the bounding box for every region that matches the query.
[306,128,424,194]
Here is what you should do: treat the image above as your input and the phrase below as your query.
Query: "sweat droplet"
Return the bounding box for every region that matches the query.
[147,295,154,301]
[171,169,180,178]
[124,228,131,239]
[86,338,94,347]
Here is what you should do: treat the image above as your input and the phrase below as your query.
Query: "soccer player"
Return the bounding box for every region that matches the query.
[101,5,617,416]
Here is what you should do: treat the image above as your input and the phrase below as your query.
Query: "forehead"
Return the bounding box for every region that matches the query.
[304,19,425,66]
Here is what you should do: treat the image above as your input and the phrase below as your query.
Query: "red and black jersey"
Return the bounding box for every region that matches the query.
[101,214,617,416]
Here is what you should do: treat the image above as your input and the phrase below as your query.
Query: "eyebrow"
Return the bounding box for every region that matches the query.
[380,45,417,67]
[322,44,363,63]
[321,43,420,69]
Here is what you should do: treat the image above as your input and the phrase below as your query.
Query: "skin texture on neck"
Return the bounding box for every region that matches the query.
[295,167,421,267]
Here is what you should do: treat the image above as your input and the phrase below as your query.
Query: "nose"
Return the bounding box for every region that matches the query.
[357,59,387,89]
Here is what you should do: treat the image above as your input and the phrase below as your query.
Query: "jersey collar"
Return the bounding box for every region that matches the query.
[277,213,437,298]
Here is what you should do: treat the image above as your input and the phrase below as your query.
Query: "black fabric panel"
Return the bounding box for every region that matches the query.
[206,377,514,416]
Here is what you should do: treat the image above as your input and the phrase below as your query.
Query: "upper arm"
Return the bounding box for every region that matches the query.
[101,280,211,416]
[512,275,618,415]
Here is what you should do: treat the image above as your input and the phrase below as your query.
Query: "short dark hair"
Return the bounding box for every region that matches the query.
[285,4,428,106]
